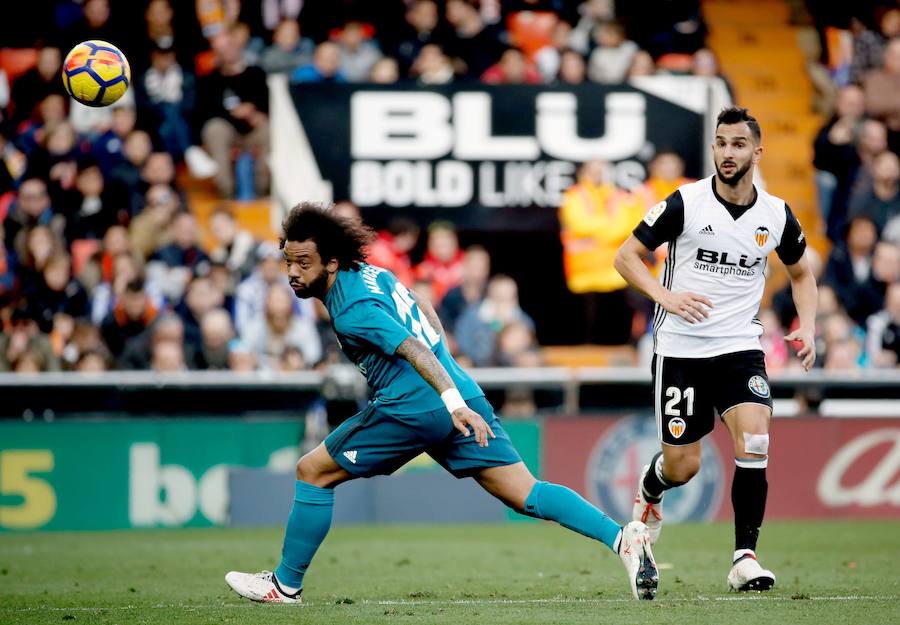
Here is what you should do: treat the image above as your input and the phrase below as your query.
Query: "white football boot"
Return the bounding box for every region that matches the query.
[617,521,659,600]
[225,570,302,604]
[633,463,663,544]
[727,552,776,591]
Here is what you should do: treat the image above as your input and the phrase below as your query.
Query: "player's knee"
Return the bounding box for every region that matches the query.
[665,455,701,484]
[295,454,324,485]
[741,432,769,457]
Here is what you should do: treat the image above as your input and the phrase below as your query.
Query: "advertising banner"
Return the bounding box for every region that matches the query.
[0,418,540,531]
[544,415,900,521]
[0,419,304,531]
[288,83,705,229]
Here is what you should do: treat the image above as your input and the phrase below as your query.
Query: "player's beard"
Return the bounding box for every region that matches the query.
[290,268,328,299]
[715,157,752,186]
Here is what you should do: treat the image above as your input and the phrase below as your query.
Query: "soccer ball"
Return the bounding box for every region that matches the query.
[62,40,131,107]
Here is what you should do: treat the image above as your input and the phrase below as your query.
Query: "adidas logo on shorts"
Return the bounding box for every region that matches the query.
[343,450,358,464]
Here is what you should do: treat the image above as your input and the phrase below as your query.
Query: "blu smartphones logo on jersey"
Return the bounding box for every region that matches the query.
[693,248,763,277]
[587,416,723,523]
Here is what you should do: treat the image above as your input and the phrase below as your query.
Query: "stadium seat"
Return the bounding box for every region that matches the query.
[0,48,38,83]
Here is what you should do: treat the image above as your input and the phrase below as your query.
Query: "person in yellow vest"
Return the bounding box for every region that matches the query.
[559,160,646,344]
[636,152,695,278]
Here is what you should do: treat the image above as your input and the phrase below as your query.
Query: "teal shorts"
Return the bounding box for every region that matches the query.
[324,396,522,478]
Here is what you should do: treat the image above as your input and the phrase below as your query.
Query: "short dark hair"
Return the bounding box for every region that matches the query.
[716,106,761,144]
[280,202,374,270]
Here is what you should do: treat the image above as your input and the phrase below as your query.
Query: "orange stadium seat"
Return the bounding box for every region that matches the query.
[0,48,38,83]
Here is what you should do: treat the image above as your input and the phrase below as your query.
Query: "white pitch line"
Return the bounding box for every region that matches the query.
[2,595,896,612]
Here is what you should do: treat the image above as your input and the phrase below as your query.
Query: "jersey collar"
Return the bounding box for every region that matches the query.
[711,176,757,221]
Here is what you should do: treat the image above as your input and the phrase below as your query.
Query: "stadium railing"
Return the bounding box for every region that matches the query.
[0,367,898,419]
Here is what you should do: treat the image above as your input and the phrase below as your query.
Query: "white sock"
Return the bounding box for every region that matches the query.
[733,548,755,563]
[274,573,300,595]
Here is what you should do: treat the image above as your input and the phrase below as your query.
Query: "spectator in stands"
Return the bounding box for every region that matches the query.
[569,0,616,55]
[208,206,257,282]
[91,106,136,175]
[174,275,225,356]
[261,18,315,74]
[444,0,505,77]
[560,159,644,344]
[24,117,79,188]
[825,215,877,311]
[120,313,187,370]
[151,339,187,372]
[410,44,456,84]
[369,57,400,83]
[227,338,258,372]
[690,48,734,98]
[455,274,535,367]
[821,313,865,370]
[25,253,89,333]
[108,130,153,213]
[90,251,152,325]
[197,308,235,370]
[414,221,464,304]
[151,212,210,275]
[335,21,382,82]
[866,281,900,368]
[234,241,293,335]
[64,320,109,370]
[290,41,346,83]
[849,150,900,234]
[864,37,900,152]
[61,0,116,51]
[439,245,490,331]
[533,19,573,83]
[100,277,158,359]
[495,319,542,368]
[59,157,122,243]
[554,48,587,85]
[137,41,216,179]
[588,21,639,84]
[9,46,66,126]
[16,225,63,289]
[240,283,322,370]
[627,50,658,78]
[772,248,824,332]
[758,307,789,373]
[4,177,55,252]
[813,84,867,233]
[366,218,420,286]
[640,151,692,205]
[75,349,109,372]
[0,307,59,372]
[392,0,442,75]
[0,223,17,298]
[130,184,178,259]
[849,14,887,86]
[481,47,542,84]
[198,27,271,198]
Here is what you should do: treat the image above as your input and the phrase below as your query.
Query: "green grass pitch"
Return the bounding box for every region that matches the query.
[1,520,898,624]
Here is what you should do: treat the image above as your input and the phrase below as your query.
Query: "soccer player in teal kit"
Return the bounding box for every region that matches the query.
[225,203,658,602]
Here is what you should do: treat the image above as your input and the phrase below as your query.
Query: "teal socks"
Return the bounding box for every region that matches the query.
[524,480,621,551]
[274,481,334,592]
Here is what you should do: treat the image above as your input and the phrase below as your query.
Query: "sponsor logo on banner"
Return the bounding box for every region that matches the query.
[817,429,900,507]
[754,227,769,247]
[668,417,686,439]
[587,415,722,523]
[748,375,770,398]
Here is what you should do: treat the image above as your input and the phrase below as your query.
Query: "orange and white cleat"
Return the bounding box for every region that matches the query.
[633,463,664,544]
[618,521,659,600]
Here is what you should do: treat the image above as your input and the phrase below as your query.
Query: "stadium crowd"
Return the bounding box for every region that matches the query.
[0,0,895,376]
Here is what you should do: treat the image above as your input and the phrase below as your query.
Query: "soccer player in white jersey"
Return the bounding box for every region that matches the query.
[614,107,818,591]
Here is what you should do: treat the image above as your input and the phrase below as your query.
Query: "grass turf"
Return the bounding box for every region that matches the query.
[1,520,897,624]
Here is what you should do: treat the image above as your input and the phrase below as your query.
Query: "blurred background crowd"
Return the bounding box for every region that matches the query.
[0,0,896,379]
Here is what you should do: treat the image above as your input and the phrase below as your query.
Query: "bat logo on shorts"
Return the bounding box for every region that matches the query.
[668,418,686,439]
[748,375,770,398]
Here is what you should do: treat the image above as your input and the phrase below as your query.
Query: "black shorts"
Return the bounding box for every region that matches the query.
[652,350,773,446]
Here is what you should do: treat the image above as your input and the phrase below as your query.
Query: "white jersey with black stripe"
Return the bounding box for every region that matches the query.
[633,176,806,359]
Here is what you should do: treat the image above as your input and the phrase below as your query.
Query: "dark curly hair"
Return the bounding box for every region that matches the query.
[716,106,761,144]
[279,202,374,270]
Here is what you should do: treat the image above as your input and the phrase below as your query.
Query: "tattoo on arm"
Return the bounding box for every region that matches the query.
[396,336,453,393]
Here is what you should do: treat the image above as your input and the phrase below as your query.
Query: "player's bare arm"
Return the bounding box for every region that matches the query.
[783,254,818,371]
[614,235,713,324]
[395,336,495,447]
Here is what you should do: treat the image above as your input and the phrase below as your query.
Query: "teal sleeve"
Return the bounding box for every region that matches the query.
[333,301,412,356]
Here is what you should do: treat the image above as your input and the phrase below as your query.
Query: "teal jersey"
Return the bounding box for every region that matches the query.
[324,263,483,415]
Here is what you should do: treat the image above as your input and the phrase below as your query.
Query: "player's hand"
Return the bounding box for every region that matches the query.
[451,407,496,448]
[785,327,816,371]
[660,291,713,323]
